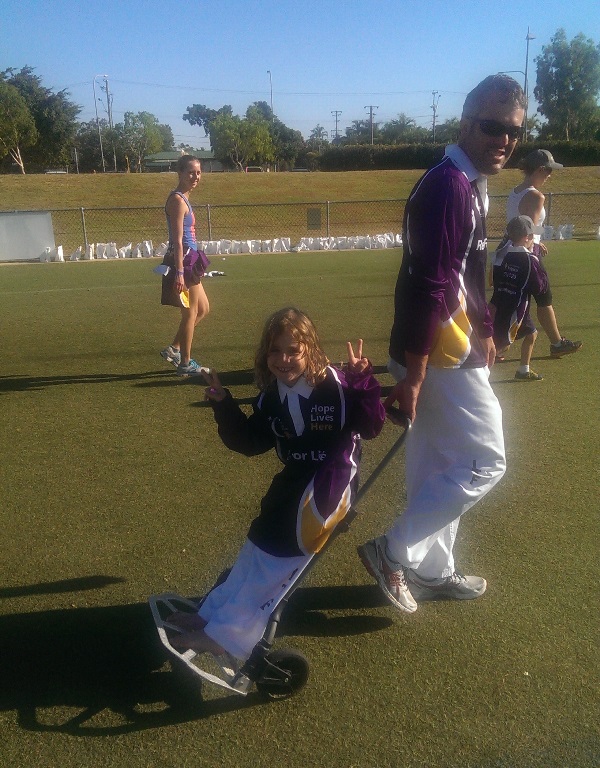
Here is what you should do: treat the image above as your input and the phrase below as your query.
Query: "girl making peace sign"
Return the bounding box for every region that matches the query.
[166,307,386,667]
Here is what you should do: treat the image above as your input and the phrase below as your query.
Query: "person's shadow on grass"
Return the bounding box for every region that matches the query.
[0,583,392,735]
[0,366,392,395]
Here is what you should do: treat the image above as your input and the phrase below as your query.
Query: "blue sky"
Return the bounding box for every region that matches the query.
[2,0,599,148]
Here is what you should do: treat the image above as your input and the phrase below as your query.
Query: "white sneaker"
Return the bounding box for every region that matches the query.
[357,537,417,613]
[407,571,487,601]
[160,345,181,367]
[176,359,210,377]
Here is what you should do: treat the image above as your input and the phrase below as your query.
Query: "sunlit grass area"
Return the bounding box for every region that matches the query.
[0,241,598,767]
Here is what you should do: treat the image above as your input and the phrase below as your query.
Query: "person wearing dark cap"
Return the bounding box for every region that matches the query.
[505,148,582,358]
[489,215,549,381]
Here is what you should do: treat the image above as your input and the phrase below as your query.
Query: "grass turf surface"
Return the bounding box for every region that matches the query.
[1,241,598,767]
[1,166,599,211]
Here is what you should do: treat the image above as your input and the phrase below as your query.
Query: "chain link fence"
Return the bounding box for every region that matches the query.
[36,192,600,255]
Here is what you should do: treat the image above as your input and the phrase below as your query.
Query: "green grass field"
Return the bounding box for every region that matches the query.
[1,241,599,768]
[1,165,599,211]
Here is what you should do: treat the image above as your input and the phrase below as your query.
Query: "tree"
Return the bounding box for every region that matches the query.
[341,119,381,144]
[307,125,329,153]
[184,100,303,170]
[432,118,461,145]
[209,112,275,170]
[114,111,171,172]
[246,102,305,169]
[380,113,429,144]
[74,119,109,173]
[182,104,233,136]
[0,82,38,173]
[1,66,80,169]
[534,29,600,140]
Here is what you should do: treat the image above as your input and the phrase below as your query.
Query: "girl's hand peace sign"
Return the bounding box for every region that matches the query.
[346,339,369,375]
[202,369,227,402]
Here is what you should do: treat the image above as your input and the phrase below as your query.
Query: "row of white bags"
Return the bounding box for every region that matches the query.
[542,224,575,240]
[294,233,402,251]
[65,241,164,261]
[42,232,404,262]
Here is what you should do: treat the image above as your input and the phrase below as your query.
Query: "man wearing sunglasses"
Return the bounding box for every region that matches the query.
[358,75,525,613]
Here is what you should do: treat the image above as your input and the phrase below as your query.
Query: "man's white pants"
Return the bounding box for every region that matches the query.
[385,360,506,579]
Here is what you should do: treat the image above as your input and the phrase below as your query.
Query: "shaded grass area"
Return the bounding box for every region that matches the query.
[0,243,599,767]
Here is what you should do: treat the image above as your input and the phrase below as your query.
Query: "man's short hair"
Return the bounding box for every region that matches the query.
[462,75,526,119]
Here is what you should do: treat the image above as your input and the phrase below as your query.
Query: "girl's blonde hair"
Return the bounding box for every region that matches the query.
[254,307,329,391]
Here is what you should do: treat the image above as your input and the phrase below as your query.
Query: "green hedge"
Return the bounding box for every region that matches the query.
[318,140,600,171]
[506,140,600,168]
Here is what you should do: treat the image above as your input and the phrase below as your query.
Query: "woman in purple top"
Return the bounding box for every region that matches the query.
[160,155,210,376]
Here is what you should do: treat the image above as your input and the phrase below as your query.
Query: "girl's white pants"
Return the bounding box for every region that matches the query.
[199,540,311,661]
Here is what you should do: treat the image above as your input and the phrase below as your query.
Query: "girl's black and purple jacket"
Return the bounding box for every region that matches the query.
[209,365,386,557]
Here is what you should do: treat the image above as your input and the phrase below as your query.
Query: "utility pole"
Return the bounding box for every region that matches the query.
[431,91,441,142]
[92,74,107,172]
[331,110,342,142]
[524,28,535,142]
[364,105,378,145]
[103,76,118,172]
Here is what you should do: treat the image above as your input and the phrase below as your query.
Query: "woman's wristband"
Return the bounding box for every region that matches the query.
[176,270,184,275]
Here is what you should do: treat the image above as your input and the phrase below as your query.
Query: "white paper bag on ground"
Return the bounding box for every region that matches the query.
[132,243,143,258]
[272,238,290,252]
[205,241,221,255]
[155,242,168,258]
[95,243,107,259]
[141,240,153,257]
[84,244,95,260]
[54,245,65,262]
[230,240,242,253]
[542,226,554,241]
[261,240,273,252]
[69,246,82,261]
[40,247,52,262]
[105,242,118,259]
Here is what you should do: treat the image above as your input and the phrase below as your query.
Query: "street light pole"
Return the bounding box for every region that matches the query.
[524,28,536,142]
[93,74,107,172]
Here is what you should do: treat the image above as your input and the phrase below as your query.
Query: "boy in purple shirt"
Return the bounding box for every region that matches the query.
[490,215,548,381]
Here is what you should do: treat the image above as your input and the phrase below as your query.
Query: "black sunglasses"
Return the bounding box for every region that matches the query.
[475,119,523,141]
